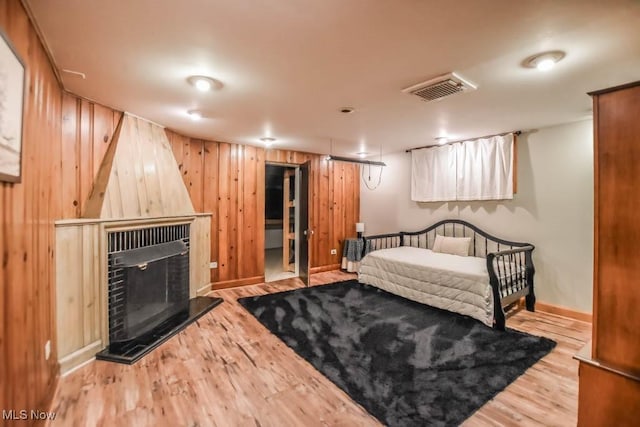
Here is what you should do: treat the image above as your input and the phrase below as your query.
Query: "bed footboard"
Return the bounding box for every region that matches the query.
[486,245,535,331]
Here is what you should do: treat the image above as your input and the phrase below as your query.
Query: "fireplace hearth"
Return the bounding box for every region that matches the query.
[96,224,222,364]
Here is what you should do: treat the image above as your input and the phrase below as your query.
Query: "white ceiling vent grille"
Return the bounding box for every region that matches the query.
[402,72,477,102]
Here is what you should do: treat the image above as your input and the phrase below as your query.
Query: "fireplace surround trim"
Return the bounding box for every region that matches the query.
[55,213,213,374]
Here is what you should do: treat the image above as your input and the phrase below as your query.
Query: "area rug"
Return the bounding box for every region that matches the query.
[238,280,556,427]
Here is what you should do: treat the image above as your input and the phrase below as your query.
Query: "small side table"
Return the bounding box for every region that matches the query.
[341,237,370,273]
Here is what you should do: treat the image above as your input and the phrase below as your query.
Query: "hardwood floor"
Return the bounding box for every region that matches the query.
[48,271,591,427]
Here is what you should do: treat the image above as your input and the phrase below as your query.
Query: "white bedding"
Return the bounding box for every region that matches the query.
[358,246,495,326]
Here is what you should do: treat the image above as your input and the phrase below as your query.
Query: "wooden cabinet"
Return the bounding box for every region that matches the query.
[576,81,640,426]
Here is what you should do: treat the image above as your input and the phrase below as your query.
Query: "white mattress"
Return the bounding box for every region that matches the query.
[358,246,494,326]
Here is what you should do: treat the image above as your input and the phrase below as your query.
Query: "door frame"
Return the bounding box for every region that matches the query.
[265,161,307,281]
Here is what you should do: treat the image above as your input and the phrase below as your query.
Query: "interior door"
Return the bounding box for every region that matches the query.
[282,169,295,272]
[299,161,311,286]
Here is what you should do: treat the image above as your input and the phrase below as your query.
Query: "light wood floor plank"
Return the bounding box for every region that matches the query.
[49,271,590,426]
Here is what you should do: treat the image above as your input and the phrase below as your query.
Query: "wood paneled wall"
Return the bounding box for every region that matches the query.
[1,0,62,418]
[166,135,361,287]
[60,93,123,219]
[167,133,266,285]
[1,0,359,416]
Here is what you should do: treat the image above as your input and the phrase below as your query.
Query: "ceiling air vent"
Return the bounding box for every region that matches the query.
[402,72,477,102]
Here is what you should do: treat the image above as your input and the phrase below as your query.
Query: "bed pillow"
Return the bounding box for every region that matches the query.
[432,235,471,257]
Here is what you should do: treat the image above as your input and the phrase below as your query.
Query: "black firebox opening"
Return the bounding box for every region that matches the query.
[109,240,190,343]
[98,225,222,364]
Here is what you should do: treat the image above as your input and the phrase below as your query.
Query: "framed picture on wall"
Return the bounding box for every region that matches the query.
[0,27,25,183]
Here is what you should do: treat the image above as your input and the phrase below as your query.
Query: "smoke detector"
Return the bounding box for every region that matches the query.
[402,72,477,102]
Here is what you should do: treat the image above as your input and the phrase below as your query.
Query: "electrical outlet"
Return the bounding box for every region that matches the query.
[210,261,218,269]
[45,340,51,361]
[330,249,337,255]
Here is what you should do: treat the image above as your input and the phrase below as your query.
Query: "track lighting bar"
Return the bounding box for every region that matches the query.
[326,155,386,167]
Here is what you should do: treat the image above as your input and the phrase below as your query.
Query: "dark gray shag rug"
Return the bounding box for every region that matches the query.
[238,280,556,427]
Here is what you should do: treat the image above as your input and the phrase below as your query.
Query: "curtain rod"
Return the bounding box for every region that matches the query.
[405,130,522,153]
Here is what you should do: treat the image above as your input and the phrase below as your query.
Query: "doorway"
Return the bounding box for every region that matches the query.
[264,164,299,282]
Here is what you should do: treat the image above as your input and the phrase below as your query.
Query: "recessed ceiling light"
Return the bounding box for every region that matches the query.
[357,151,369,158]
[340,107,355,114]
[523,51,566,71]
[260,137,276,147]
[187,75,223,92]
[187,110,202,121]
[435,136,449,145]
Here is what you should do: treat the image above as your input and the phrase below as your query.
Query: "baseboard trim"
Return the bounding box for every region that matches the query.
[211,276,265,290]
[196,283,212,296]
[59,340,103,375]
[210,266,343,291]
[310,264,341,274]
[62,356,96,377]
[519,299,592,323]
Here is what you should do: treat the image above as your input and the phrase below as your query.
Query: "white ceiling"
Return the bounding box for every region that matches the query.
[26,0,640,157]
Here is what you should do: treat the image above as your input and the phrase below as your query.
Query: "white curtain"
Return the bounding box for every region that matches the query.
[456,134,514,200]
[411,144,457,202]
[411,133,514,202]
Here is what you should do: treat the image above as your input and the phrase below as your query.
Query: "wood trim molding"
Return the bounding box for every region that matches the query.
[587,80,640,96]
[209,264,343,290]
[310,264,342,274]
[55,213,212,227]
[211,276,265,290]
[576,342,640,382]
[59,340,103,375]
[197,283,213,296]
[519,299,592,323]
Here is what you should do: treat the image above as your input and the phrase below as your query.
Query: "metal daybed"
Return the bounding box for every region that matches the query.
[359,219,536,330]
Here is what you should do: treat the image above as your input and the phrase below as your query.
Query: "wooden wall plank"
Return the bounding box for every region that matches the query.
[318,157,331,266]
[79,100,94,214]
[56,227,85,355]
[203,143,220,283]
[217,143,230,282]
[191,216,213,296]
[132,121,152,216]
[255,148,265,277]
[60,94,80,218]
[228,144,240,280]
[109,115,140,217]
[146,123,171,216]
[1,0,62,414]
[243,146,257,277]
[188,140,204,212]
[92,104,115,179]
